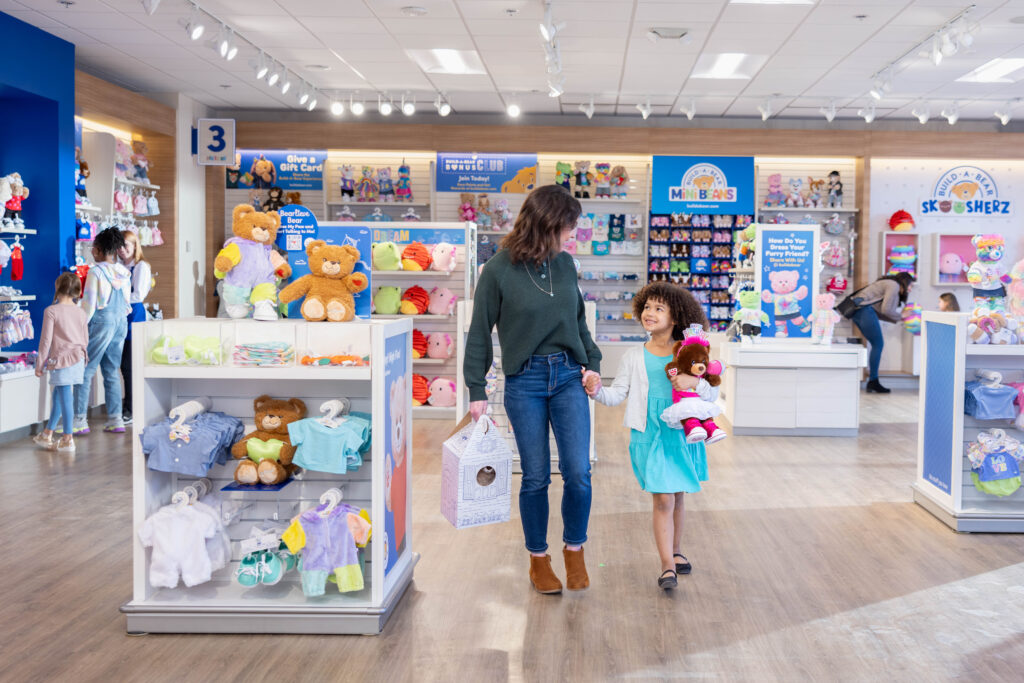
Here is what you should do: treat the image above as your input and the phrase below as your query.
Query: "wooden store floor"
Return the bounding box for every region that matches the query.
[3,392,1024,682]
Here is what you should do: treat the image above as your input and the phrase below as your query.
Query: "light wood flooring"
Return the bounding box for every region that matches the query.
[3,390,1024,682]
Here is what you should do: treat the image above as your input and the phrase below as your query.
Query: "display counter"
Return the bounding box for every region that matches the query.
[720,340,867,436]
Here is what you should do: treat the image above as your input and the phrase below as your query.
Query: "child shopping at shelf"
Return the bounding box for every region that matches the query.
[33,272,88,453]
[583,281,715,591]
[118,230,152,425]
[938,292,961,312]
[73,227,132,435]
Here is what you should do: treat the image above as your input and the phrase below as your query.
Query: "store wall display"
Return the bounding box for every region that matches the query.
[651,155,755,215]
[225,149,327,229]
[754,225,820,339]
[326,152,433,223]
[436,152,537,194]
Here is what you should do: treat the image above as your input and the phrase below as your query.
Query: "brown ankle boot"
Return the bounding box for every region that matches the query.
[529,554,563,594]
[563,546,590,591]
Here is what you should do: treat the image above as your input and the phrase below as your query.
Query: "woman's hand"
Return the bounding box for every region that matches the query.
[469,400,488,422]
[671,373,698,392]
[581,369,601,397]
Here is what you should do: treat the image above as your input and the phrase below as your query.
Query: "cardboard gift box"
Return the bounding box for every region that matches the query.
[441,414,512,529]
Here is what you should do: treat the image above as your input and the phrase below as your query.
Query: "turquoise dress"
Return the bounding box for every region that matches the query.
[627,348,709,493]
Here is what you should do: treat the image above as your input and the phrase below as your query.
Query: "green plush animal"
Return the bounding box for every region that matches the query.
[373,286,402,314]
[733,289,769,338]
[371,241,402,271]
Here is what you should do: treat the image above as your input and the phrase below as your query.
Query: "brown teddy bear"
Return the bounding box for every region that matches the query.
[285,191,302,205]
[661,336,726,444]
[231,395,307,486]
[215,204,290,320]
[263,186,286,212]
[279,239,368,321]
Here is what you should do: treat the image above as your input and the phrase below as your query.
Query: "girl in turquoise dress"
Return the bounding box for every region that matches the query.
[585,282,714,589]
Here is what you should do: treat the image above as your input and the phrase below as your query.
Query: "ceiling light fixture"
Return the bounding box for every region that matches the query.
[539,2,565,43]
[940,30,958,57]
[912,103,930,124]
[401,5,428,17]
[679,99,696,120]
[225,32,238,61]
[869,6,974,97]
[267,64,280,87]
[757,99,773,121]
[306,94,318,112]
[646,27,692,43]
[929,36,943,66]
[434,93,452,116]
[507,101,521,118]
[819,99,837,123]
[858,102,876,123]
[251,52,269,80]
[636,99,652,120]
[280,71,292,95]
[141,0,161,15]
[180,2,205,41]
[215,24,230,58]
[379,95,393,116]
[869,68,892,100]
[579,97,595,119]
[330,100,344,117]
[350,95,365,116]
[957,58,1024,84]
[402,95,415,116]
[547,79,564,98]
[298,85,310,106]
[994,101,1013,126]
[941,102,959,125]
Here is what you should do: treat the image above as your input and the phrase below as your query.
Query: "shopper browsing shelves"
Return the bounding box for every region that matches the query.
[583,282,714,590]
[837,272,914,394]
[464,184,601,596]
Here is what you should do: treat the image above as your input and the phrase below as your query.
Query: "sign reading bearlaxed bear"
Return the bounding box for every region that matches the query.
[920,165,1014,217]
[651,155,754,214]
[754,225,820,338]
[435,152,538,193]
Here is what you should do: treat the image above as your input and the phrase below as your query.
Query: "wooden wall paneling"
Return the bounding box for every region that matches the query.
[854,157,870,291]
[206,165,225,317]
[74,71,174,137]
[144,134,176,318]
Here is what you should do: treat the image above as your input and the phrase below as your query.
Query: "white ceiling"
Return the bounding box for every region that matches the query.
[5,0,1024,121]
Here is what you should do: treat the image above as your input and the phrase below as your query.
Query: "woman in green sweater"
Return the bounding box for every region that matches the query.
[464,184,602,595]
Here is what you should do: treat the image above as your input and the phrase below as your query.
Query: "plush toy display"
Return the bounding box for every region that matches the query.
[430,242,457,274]
[660,330,726,444]
[827,274,849,294]
[968,311,1019,345]
[428,287,457,316]
[494,199,514,231]
[736,225,757,265]
[371,242,402,271]
[130,141,150,184]
[763,173,785,207]
[373,286,402,315]
[426,332,454,359]
[114,138,132,178]
[250,155,276,189]
[458,193,477,221]
[279,240,367,322]
[966,430,1024,497]
[396,161,413,202]
[400,285,430,315]
[827,170,843,208]
[967,234,1012,313]
[475,194,492,228]
[761,270,808,337]
[902,303,922,336]
[3,173,29,228]
[806,178,826,208]
[823,213,844,235]
[824,241,848,269]
[285,191,302,206]
[573,161,593,198]
[75,148,90,203]
[215,205,290,320]
[886,245,916,276]
[356,166,378,202]
[939,253,968,282]
[376,167,395,202]
[411,329,428,358]
[888,210,915,231]
[262,186,286,212]
[807,293,841,345]
[610,165,630,198]
[231,396,307,486]
[554,161,572,190]
[732,289,769,341]
[339,164,356,198]
[411,374,430,406]
[594,162,611,198]
[785,178,806,208]
[401,242,432,271]
[1007,260,1024,318]
[427,377,457,407]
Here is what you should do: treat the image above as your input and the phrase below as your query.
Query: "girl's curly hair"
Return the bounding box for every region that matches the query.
[633,281,708,341]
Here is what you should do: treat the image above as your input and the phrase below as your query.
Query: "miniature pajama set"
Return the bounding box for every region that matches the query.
[287,412,371,474]
[216,236,279,310]
[283,503,369,596]
[141,411,244,477]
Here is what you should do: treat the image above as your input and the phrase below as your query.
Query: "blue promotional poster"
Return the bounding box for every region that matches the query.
[383,331,410,575]
[274,205,372,319]
[921,165,1013,217]
[754,225,819,338]
[922,321,955,495]
[371,226,466,246]
[651,155,755,215]
[435,152,538,193]
[227,149,326,190]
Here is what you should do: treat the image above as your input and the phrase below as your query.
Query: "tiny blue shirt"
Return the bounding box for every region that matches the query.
[142,412,244,477]
[288,412,371,474]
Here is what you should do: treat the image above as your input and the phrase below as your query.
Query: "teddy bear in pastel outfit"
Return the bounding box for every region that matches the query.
[214,205,290,320]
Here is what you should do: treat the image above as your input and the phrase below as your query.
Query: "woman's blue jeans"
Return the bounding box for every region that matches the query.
[504,352,592,553]
[850,305,884,381]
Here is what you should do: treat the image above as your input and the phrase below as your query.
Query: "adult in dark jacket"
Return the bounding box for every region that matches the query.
[842,272,914,393]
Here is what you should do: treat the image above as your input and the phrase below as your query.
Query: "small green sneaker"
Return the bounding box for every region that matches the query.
[276,542,297,572]
[236,553,260,587]
[259,550,284,586]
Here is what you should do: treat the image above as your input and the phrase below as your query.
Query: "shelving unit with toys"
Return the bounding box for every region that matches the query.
[932,232,977,287]
[368,222,476,419]
[324,151,435,223]
[880,232,919,280]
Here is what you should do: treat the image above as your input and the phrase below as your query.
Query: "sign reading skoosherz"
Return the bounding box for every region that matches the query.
[921,165,1013,216]
[652,155,754,214]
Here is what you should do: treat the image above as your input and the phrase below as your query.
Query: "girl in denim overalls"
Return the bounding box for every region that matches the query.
[73,227,132,434]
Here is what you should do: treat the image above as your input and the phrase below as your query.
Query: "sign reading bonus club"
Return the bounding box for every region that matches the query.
[435,152,538,193]
[651,155,755,215]
[921,165,1013,217]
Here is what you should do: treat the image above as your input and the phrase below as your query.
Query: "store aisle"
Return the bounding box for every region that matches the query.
[2,392,1024,681]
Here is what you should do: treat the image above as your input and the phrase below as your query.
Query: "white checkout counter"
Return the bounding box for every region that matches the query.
[720,340,868,437]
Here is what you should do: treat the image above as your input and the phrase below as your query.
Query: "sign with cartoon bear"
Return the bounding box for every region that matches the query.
[651,155,755,214]
[383,330,411,575]
[921,166,1014,217]
[435,152,538,193]
[754,225,820,339]
[227,149,326,191]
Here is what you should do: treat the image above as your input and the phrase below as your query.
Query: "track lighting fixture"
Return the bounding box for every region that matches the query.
[941,102,959,125]
[539,2,565,43]
[251,52,269,80]
[215,24,229,58]
[378,95,394,116]
[930,36,943,66]
[280,72,292,95]
[994,101,1012,126]
[679,99,696,121]
[298,85,309,106]
[434,94,452,116]
[330,100,344,117]
[757,99,773,121]
[141,0,161,15]
[306,94,318,112]
[579,97,595,119]
[636,99,652,120]
[401,95,415,116]
[507,102,521,118]
[912,103,930,124]
[940,31,958,57]
[819,100,837,123]
[547,74,565,98]
[350,96,365,116]
[857,102,876,124]
[267,64,280,87]
[180,2,205,42]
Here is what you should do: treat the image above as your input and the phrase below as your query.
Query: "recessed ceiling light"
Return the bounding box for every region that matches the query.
[401,6,428,17]
[330,100,344,117]
[505,8,519,16]
[507,102,521,118]
[405,48,487,75]
[646,27,690,42]
[691,53,766,80]
[957,58,1024,83]
[57,0,75,7]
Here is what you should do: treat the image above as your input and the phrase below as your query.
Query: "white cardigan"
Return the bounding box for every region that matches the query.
[595,345,717,432]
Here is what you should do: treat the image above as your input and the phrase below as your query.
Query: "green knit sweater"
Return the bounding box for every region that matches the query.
[464,250,601,402]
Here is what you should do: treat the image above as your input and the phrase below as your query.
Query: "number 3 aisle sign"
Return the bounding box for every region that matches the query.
[195,118,236,166]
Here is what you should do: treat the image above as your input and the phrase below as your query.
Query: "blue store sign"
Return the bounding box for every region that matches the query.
[652,155,754,214]
[436,152,538,193]
[754,225,819,339]
[228,149,326,190]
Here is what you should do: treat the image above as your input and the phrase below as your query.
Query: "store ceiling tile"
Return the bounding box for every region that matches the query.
[633,1,724,24]
[444,91,504,112]
[275,0,379,17]
[804,3,904,27]
[719,3,815,25]
[456,1,540,21]
[744,69,830,97]
[704,23,790,54]
[371,0,462,20]
[202,0,283,17]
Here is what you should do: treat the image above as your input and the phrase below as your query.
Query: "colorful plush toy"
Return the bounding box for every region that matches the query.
[736,225,756,265]
[889,210,915,231]
[339,164,356,198]
[231,396,307,486]
[400,285,430,315]
[279,240,367,322]
[732,289,769,341]
[3,174,28,228]
[967,234,1012,313]
[827,170,843,208]
[130,140,150,184]
[401,242,432,271]
[371,242,402,271]
[356,166,378,202]
[1006,259,1024,317]
[459,193,476,221]
[75,148,90,203]
[806,178,826,208]
[554,161,572,190]
[594,162,611,198]
[660,330,726,444]
[377,167,395,202]
[968,311,1019,345]
[250,155,276,189]
[573,160,593,198]
[494,199,514,231]
[763,173,785,207]
[427,377,457,407]
[411,329,428,358]
[827,274,849,294]
[285,191,302,206]
[428,287,457,316]
[785,177,806,208]
[396,161,413,202]
[475,194,492,228]
[373,286,401,315]
[411,374,430,406]
[902,303,922,336]
[807,293,841,345]
[939,253,967,282]
[761,270,808,337]
[610,165,630,198]
[262,186,286,212]
[886,245,916,276]
[114,138,132,179]
[215,205,290,320]
[426,332,454,359]
[431,242,457,274]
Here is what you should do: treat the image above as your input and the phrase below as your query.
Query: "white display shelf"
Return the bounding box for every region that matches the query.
[116,210,160,218]
[116,178,160,190]
[372,314,450,321]
[0,295,35,302]
[413,358,446,365]
[0,368,35,382]
[413,406,456,418]
[760,207,858,213]
[965,345,1024,356]
[371,270,450,277]
[142,365,372,381]
[578,197,645,205]
[477,230,509,236]
[75,204,102,213]
[0,226,36,235]
[328,200,430,207]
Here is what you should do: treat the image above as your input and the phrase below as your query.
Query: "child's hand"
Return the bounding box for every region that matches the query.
[34,367,43,378]
[581,369,601,396]
[671,373,698,392]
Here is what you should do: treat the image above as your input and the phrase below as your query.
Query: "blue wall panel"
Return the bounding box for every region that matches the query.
[922,321,956,494]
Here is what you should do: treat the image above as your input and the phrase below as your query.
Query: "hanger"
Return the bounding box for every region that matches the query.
[370,207,383,217]
[318,398,352,427]
[318,487,344,517]
[169,397,212,441]
[337,205,356,219]
[976,369,1003,388]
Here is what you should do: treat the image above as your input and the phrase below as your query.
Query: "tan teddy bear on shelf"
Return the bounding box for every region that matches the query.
[231,396,307,486]
[279,239,368,321]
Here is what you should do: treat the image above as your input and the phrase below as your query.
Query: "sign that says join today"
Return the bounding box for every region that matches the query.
[921,165,1013,217]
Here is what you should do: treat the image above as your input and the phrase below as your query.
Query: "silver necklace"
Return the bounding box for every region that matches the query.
[525,259,554,297]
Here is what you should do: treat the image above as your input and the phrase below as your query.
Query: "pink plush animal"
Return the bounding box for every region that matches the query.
[807,293,840,345]
[428,287,457,316]
[427,377,457,407]
[939,253,967,282]
[430,242,457,274]
[426,332,454,359]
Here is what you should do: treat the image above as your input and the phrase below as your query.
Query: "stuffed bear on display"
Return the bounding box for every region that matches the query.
[459,193,477,222]
[807,293,841,345]
[761,270,808,337]
[214,205,290,320]
[285,191,302,206]
[279,240,367,322]
[131,141,150,184]
[660,331,726,444]
[231,396,307,486]
[262,187,286,212]
[967,234,1012,313]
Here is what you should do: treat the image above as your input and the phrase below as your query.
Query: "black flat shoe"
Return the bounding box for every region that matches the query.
[673,553,692,575]
[865,379,891,394]
[658,569,678,590]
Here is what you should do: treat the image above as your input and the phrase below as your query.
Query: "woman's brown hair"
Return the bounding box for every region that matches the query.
[633,281,708,341]
[53,271,81,303]
[501,184,581,265]
[121,229,147,264]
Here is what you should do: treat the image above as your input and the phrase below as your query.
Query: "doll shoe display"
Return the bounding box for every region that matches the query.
[276,542,297,573]
[236,554,261,587]
[259,550,285,586]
